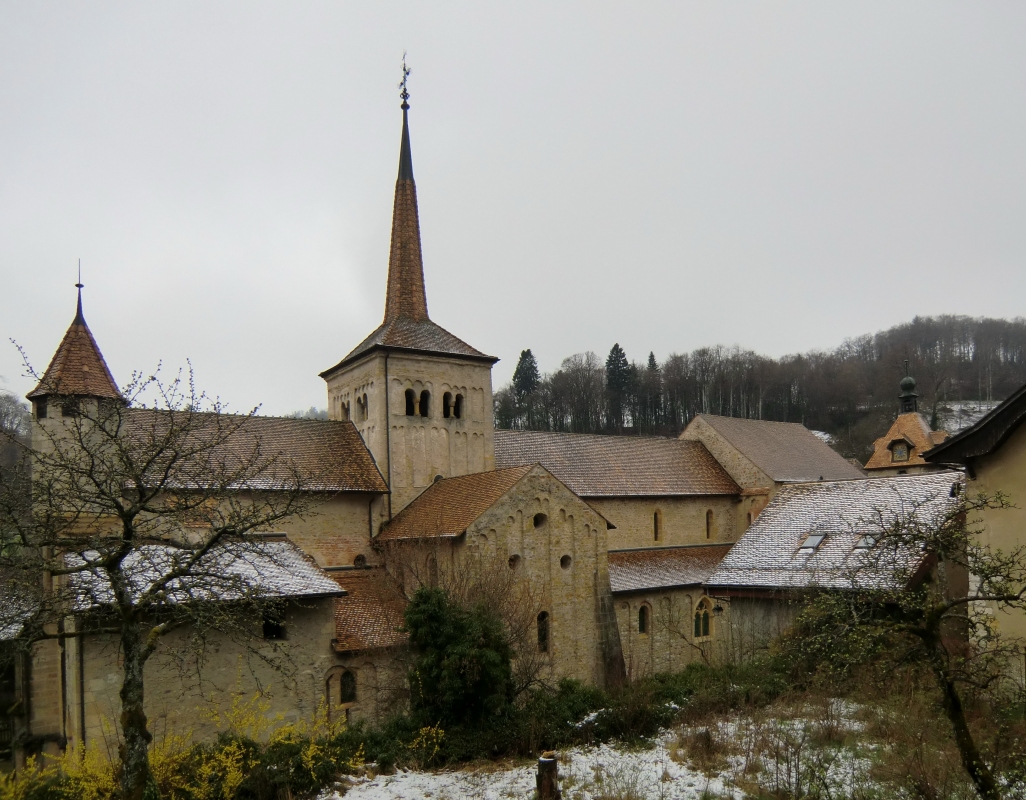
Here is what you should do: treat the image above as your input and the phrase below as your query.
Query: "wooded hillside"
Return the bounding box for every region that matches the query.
[494,315,1026,461]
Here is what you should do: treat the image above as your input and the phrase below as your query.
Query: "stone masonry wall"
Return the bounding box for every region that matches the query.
[680,418,772,491]
[460,467,623,688]
[588,496,739,551]
[64,599,340,753]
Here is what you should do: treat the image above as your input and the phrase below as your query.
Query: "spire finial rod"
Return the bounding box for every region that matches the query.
[399,52,411,110]
[74,258,85,323]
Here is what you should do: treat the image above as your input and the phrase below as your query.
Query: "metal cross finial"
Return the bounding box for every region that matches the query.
[76,258,83,290]
[399,53,411,109]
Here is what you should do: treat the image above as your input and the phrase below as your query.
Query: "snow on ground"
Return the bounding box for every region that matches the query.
[325,733,737,800]
[322,700,873,799]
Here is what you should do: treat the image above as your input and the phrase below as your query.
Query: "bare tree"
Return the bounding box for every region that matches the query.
[0,366,316,800]
[790,489,1021,800]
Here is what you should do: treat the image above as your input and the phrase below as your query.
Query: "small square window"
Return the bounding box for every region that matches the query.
[798,533,826,552]
[262,616,286,640]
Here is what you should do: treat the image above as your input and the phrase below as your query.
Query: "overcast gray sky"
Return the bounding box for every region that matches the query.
[2,3,1025,415]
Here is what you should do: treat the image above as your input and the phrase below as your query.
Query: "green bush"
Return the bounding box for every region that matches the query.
[404,587,515,727]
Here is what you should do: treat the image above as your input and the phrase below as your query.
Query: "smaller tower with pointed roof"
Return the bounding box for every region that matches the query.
[27,284,122,420]
[320,79,498,516]
[864,364,949,476]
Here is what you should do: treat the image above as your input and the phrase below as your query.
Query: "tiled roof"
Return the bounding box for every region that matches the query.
[692,415,865,483]
[67,539,344,609]
[925,380,1026,463]
[121,410,388,493]
[608,544,733,593]
[493,431,739,497]
[331,568,408,652]
[322,316,495,376]
[28,298,121,400]
[319,106,495,376]
[864,413,949,470]
[705,472,962,591]
[377,465,535,541]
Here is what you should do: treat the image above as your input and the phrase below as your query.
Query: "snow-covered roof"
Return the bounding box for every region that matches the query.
[66,538,343,610]
[706,472,963,592]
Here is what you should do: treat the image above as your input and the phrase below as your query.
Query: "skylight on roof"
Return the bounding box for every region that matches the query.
[853,534,877,550]
[798,533,826,553]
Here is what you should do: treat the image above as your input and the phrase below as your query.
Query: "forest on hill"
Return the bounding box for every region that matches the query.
[493,314,1026,462]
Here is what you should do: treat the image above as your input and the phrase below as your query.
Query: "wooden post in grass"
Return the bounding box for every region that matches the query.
[537,751,560,799]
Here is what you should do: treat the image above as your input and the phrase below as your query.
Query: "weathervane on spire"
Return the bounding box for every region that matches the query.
[74,258,85,323]
[399,52,411,110]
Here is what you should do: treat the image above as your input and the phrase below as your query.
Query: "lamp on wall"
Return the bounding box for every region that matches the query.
[712,603,724,616]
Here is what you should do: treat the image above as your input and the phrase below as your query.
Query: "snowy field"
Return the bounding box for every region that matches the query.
[325,734,737,799]
[322,701,872,799]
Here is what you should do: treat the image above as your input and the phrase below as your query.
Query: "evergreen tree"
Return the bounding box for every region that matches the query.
[512,349,540,403]
[605,344,631,433]
[643,351,662,433]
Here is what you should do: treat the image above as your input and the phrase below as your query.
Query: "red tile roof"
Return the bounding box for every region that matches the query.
[28,300,121,400]
[331,568,408,652]
[494,431,739,497]
[376,465,535,541]
[864,413,949,470]
[121,410,388,493]
[691,415,865,483]
[608,545,733,593]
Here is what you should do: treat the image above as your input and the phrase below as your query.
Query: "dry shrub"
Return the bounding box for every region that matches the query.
[675,725,731,775]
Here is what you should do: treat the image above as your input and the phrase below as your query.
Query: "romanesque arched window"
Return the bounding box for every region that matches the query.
[405,389,416,416]
[427,555,438,588]
[340,670,356,704]
[419,390,430,418]
[537,611,550,653]
[705,509,713,540]
[443,392,453,418]
[638,604,650,635]
[361,393,368,421]
[653,510,662,542]
[454,394,464,419]
[694,598,712,639]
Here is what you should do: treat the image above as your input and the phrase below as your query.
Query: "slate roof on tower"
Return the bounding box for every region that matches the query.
[320,100,495,378]
[28,291,122,401]
[494,430,739,497]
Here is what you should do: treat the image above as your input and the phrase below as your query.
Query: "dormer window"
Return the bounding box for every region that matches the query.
[891,442,910,463]
[798,533,826,553]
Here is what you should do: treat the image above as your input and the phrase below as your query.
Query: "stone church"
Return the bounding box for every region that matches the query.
[2,98,869,761]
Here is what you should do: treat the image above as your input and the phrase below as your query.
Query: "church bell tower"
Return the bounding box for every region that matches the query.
[320,85,498,516]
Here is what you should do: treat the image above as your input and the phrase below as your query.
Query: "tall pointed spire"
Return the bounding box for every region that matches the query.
[27,279,122,401]
[383,59,429,323]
